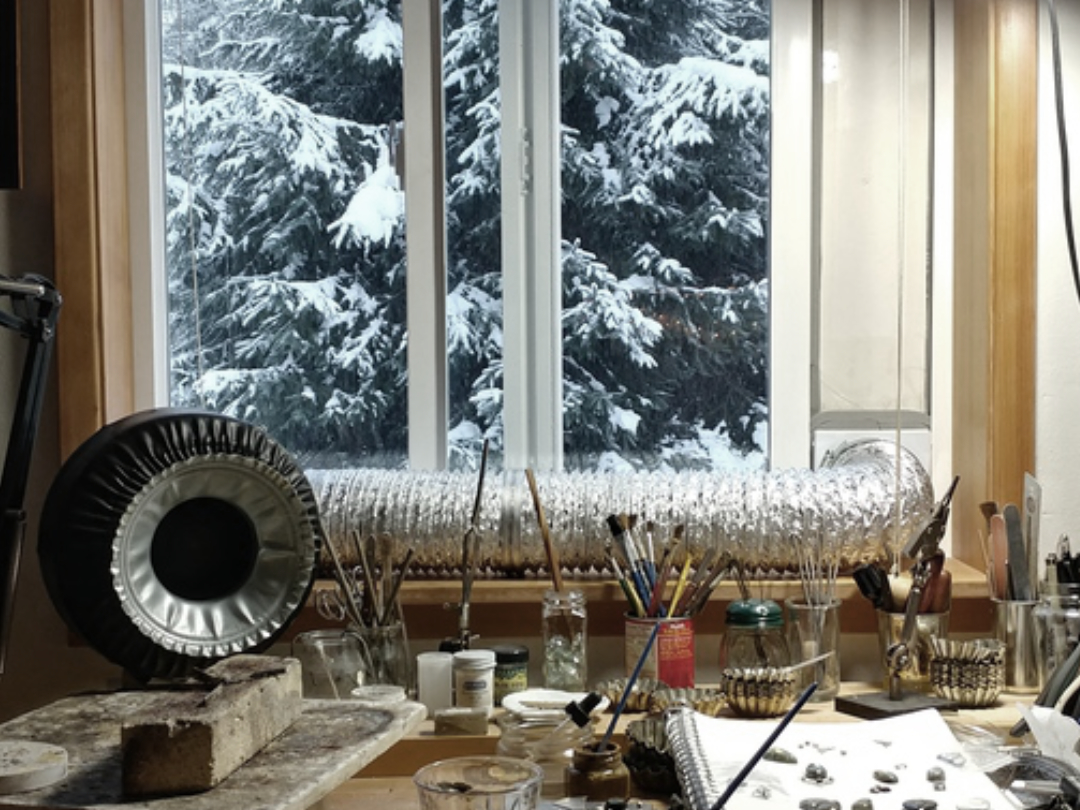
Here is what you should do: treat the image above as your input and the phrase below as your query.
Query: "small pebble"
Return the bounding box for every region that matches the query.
[926,766,945,783]
[869,785,891,794]
[901,801,938,810]
[851,800,874,810]
[764,747,798,764]
[873,770,898,784]
[804,763,829,782]
[799,799,840,810]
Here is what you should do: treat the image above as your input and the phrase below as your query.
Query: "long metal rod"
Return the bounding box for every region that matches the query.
[0,277,62,676]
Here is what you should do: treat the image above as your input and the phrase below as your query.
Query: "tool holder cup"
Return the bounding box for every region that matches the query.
[875,609,950,693]
[993,597,1042,693]
[1033,582,1080,690]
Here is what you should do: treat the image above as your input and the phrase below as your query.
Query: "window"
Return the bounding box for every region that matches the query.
[125,1,946,480]
[146,0,779,475]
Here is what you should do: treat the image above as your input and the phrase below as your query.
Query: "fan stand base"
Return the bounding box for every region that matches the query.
[0,740,68,794]
[834,689,955,720]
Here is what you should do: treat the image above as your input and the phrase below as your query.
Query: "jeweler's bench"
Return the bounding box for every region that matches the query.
[314,683,1033,810]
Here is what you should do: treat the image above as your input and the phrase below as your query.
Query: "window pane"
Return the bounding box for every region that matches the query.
[443,0,503,470]
[161,0,408,468]
[161,0,772,474]
[559,1,771,472]
[815,0,932,422]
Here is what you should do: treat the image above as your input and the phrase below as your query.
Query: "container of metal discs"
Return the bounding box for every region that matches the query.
[928,637,1005,708]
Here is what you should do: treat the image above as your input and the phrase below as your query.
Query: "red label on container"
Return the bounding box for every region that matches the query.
[624,617,695,688]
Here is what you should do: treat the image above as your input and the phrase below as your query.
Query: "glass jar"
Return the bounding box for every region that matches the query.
[352,621,414,694]
[721,598,791,670]
[564,742,630,802]
[291,628,371,699]
[1034,582,1080,687]
[496,713,594,798]
[491,644,530,706]
[542,589,587,691]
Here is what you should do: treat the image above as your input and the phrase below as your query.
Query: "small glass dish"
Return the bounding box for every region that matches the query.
[414,756,544,810]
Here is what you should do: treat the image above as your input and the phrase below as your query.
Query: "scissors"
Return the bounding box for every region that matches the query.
[315,582,361,623]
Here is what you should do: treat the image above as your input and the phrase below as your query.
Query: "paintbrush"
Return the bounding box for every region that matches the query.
[323,528,365,628]
[526,468,563,592]
[380,546,414,626]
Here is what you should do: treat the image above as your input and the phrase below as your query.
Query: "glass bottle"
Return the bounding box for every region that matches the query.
[496,713,594,798]
[542,588,587,691]
[721,598,791,670]
[564,742,630,802]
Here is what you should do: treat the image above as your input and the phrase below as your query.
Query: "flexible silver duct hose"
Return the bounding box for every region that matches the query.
[308,438,934,576]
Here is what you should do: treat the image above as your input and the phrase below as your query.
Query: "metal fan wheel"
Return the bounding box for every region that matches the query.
[38,409,322,681]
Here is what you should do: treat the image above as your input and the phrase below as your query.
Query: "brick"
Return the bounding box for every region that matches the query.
[121,655,302,796]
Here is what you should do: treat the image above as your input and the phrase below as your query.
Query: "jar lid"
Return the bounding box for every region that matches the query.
[725,598,783,627]
[491,644,529,664]
[454,649,496,666]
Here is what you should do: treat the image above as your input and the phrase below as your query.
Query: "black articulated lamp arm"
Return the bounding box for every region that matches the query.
[0,275,62,678]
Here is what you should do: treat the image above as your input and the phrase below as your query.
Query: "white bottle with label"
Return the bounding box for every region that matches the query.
[452,649,496,716]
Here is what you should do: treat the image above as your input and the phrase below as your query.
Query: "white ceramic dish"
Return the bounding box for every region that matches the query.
[501,688,610,721]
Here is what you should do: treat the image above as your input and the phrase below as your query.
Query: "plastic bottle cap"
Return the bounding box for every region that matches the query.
[453,649,496,667]
[491,644,529,664]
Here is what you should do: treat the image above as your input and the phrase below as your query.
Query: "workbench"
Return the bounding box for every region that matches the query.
[314,682,1034,810]
[0,691,425,810]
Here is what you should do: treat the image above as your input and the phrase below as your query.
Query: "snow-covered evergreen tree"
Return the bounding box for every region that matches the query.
[162,0,769,471]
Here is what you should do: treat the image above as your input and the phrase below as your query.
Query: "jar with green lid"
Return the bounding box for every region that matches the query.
[564,742,629,801]
[721,597,791,670]
[491,643,529,706]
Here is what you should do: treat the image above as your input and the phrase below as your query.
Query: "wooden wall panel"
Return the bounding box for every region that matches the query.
[49,0,133,460]
[951,0,1038,567]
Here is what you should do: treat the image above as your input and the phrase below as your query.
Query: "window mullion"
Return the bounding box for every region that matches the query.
[770,0,816,468]
[500,0,563,471]
[125,0,169,411]
[403,0,449,470]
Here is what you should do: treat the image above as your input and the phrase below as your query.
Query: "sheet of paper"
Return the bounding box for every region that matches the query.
[669,708,1014,810]
[1019,704,1080,773]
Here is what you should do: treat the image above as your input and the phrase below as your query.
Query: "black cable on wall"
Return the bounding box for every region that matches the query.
[1046,0,1080,306]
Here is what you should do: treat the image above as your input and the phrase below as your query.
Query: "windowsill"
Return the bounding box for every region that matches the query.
[290,559,995,640]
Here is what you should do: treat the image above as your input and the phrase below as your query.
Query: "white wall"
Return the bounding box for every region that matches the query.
[1037,1,1080,560]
